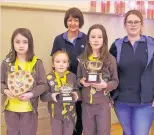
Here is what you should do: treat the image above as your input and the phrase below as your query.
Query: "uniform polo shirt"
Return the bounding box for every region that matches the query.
[110,35,148,103]
[51,31,87,74]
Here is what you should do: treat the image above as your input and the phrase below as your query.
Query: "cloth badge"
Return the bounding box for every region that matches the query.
[11,66,15,71]
[81,45,84,48]
[49,80,55,86]
[47,75,52,80]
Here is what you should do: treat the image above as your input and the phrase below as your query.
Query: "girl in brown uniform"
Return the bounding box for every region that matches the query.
[1,28,47,135]
[77,24,119,135]
[40,50,79,135]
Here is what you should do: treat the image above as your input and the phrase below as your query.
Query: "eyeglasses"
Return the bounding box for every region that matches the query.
[126,20,141,26]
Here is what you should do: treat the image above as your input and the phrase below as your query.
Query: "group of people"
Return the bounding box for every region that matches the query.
[1,7,154,135]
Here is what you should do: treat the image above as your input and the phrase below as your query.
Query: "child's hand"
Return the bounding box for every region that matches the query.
[91,80,107,91]
[152,101,154,107]
[80,77,91,87]
[72,91,79,101]
[18,92,33,101]
[51,93,60,102]
[4,89,14,98]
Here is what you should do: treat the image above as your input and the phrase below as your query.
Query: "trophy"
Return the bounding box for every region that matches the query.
[7,70,34,96]
[83,60,103,83]
[58,84,75,103]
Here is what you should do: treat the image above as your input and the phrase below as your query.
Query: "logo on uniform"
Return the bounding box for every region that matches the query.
[49,80,55,86]
[81,45,84,48]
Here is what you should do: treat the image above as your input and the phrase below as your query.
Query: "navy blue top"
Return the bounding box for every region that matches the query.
[110,36,148,103]
[51,31,87,74]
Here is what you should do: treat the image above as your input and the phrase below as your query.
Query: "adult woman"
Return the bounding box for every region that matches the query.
[50,7,86,135]
[110,10,154,135]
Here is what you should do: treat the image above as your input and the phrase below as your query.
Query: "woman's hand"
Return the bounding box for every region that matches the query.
[91,80,107,91]
[72,91,79,101]
[51,93,60,102]
[18,92,33,101]
[152,101,154,107]
[80,77,91,87]
[4,89,14,98]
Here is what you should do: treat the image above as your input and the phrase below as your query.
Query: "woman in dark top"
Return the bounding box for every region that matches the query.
[110,10,154,135]
[50,7,86,135]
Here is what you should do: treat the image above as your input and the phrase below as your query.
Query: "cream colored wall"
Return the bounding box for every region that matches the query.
[1,2,154,130]
[1,5,154,72]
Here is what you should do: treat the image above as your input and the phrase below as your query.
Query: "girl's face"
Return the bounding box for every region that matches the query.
[89,28,103,52]
[125,14,142,37]
[67,16,80,32]
[53,53,69,74]
[14,34,28,56]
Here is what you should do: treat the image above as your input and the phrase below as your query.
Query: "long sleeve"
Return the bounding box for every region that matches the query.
[77,62,84,88]
[106,55,119,92]
[1,60,8,94]
[31,60,48,97]
[109,42,117,58]
[40,84,53,102]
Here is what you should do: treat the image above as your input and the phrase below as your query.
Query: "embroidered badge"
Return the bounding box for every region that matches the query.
[69,106,74,111]
[5,58,10,63]
[49,80,55,86]
[90,88,96,95]
[54,85,59,91]
[11,66,15,71]
[81,45,84,48]
[47,75,52,80]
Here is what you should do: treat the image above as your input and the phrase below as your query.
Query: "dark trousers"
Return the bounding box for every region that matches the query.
[73,101,82,135]
[5,110,38,135]
[82,102,111,135]
[51,117,74,135]
[114,101,154,135]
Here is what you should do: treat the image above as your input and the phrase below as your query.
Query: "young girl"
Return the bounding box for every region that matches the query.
[40,50,79,135]
[77,24,119,135]
[1,28,47,135]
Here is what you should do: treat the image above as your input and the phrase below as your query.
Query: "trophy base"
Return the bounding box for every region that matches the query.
[58,96,76,103]
[85,73,100,83]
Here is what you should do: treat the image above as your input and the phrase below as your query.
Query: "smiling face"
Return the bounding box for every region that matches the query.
[13,34,29,56]
[67,16,80,33]
[125,14,143,37]
[53,53,69,74]
[89,28,103,52]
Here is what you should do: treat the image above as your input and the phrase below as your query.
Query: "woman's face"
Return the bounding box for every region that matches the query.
[13,34,28,56]
[67,16,80,32]
[125,14,143,37]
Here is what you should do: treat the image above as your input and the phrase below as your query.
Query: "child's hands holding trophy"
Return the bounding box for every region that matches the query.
[91,79,107,91]
[51,92,60,102]
[80,77,92,87]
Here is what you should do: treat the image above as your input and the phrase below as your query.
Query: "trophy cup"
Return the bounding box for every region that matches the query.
[83,60,103,83]
[7,70,34,96]
[58,84,75,103]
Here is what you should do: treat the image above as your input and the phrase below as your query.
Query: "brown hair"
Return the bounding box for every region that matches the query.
[52,50,70,70]
[7,28,34,63]
[124,10,144,25]
[83,24,110,66]
[64,7,84,28]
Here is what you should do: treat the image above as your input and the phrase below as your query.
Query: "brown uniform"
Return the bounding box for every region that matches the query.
[1,58,48,135]
[40,71,78,135]
[77,54,119,135]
